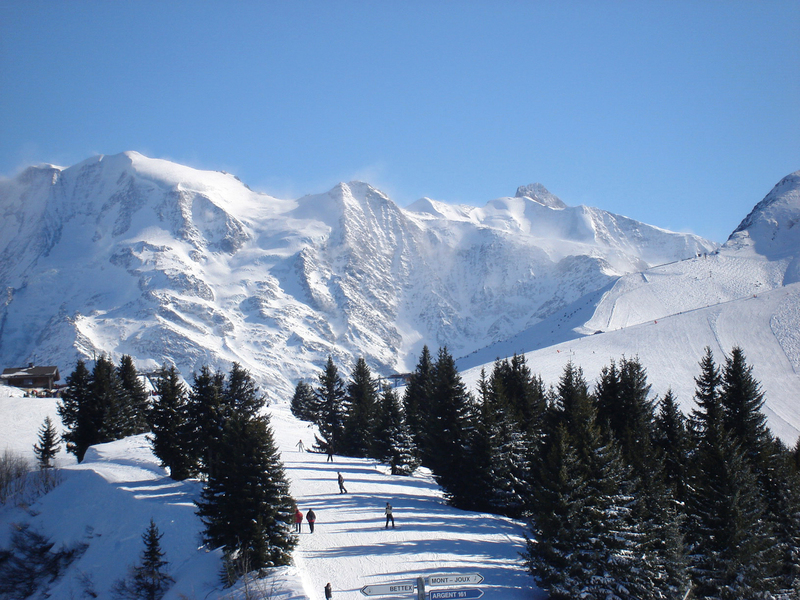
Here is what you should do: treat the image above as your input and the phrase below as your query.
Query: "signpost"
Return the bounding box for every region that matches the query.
[429,590,484,600]
[360,572,484,599]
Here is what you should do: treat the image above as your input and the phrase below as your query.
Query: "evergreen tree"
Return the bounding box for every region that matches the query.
[91,355,131,442]
[186,365,225,478]
[58,360,100,462]
[195,410,296,575]
[290,380,317,422]
[373,386,420,475]
[593,356,656,476]
[149,365,194,481]
[475,359,535,518]
[719,346,772,472]
[223,362,264,421]
[313,356,347,456]
[342,358,379,458]
[403,345,435,459]
[689,347,722,442]
[112,519,174,600]
[654,389,689,503]
[117,355,150,435]
[33,416,60,469]
[427,347,478,509]
[687,425,779,598]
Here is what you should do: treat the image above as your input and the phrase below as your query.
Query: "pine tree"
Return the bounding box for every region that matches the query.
[403,345,435,458]
[654,389,689,503]
[687,425,779,598]
[149,365,194,480]
[427,347,478,509]
[223,362,264,420]
[112,519,174,600]
[373,386,420,475]
[117,355,150,435]
[58,360,100,462]
[342,357,379,458]
[290,380,317,422]
[186,365,225,478]
[719,346,772,472]
[313,356,347,456]
[91,355,131,442]
[195,411,296,575]
[689,347,722,442]
[33,416,60,470]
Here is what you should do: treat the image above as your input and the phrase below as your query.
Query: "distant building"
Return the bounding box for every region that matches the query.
[1,364,61,389]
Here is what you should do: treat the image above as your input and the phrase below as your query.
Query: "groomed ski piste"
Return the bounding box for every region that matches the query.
[0,388,538,600]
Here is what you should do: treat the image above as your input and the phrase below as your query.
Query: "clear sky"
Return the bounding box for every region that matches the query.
[1,1,798,243]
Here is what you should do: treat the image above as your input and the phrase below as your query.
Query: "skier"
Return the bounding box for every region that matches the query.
[385,502,395,528]
[296,439,305,452]
[326,448,334,462]
[294,507,303,532]
[324,582,333,599]
[337,472,347,494]
[306,508,317,533]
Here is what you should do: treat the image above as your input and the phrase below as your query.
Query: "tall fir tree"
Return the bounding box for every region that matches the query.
[91,355,132,442]
[58,360,101,462]
[149,365,194,481]
[313,356,347,456]
[403,345,435,459]
[373,386,420,475]
[428,347,479,509]
[719,346,772,472]
[32,416,60,469]
[186,365,225,478]
[117,355,150,435]
[195,410,296,576]
[342,358,379,458]
[687,349,780,598]
[654,389,689,504]
[223,362,264,420]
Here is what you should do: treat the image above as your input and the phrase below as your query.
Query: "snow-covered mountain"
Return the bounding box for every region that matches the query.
[0,151,715,400]
[459,169,800,442]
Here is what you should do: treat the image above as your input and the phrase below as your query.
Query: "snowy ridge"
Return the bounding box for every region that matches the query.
[0,152,715,401]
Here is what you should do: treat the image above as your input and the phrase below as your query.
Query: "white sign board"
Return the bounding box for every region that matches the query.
[426,573,484,587]
[361,582,416,596]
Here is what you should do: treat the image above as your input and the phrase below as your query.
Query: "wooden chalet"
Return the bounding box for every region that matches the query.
[1,364,61,389]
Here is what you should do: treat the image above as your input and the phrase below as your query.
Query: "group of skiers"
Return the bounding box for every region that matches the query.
[291,472,396,532]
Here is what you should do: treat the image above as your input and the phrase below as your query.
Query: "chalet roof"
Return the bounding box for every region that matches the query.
[1,366,61,379]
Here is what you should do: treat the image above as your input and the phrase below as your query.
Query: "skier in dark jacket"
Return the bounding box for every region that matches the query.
[306,508,317,533]
[325,582,333,599]
[337,472,347,494]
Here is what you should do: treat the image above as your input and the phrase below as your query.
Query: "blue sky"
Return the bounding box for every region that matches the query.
[1,1,798,243]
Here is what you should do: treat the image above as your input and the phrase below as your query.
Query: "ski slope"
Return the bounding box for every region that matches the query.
[0,390,537,600]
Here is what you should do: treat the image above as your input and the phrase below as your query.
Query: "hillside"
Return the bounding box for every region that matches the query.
[0,387,536,600]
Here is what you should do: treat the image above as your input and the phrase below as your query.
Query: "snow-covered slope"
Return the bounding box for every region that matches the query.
[0,152,714,401]
[0,389,536,600]
[460,170,800,442]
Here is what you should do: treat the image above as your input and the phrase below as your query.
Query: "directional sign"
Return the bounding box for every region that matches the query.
[426,573,484,587]
[429,589,484,600]
[361,582,416,596]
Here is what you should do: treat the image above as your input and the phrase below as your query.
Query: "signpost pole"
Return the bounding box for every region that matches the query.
[416,577,425,600]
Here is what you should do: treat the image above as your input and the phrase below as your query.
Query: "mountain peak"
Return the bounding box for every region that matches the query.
[515,183,567,209]
[726,170,800,260]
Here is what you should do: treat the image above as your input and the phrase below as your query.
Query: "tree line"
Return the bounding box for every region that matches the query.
[294,346,800,599]
[57,357,296,585]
